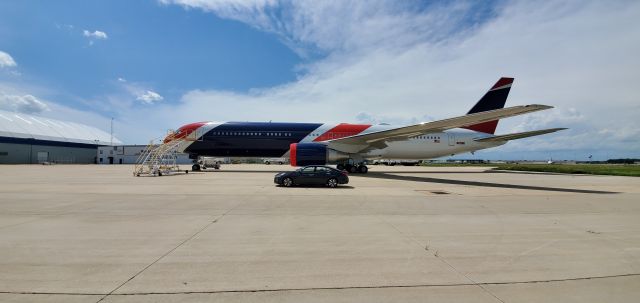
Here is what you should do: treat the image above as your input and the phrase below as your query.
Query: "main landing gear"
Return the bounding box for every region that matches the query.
[337,163,369,174]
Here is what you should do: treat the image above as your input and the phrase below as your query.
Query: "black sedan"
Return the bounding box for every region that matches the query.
[274,166,349,188]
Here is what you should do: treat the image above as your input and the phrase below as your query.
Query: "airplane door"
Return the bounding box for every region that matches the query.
[193,127,205,141]
[448,134,455,146]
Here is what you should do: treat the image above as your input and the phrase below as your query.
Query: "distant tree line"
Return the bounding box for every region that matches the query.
[606,159,639,164]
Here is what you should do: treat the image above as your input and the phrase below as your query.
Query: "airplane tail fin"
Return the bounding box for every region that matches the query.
[463,77,514,134]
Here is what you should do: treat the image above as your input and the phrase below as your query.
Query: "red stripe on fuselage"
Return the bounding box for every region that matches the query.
[289,143,297,166]
[313,123,371,142]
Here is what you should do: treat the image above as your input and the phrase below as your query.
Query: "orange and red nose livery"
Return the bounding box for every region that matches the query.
[164,122,207,143]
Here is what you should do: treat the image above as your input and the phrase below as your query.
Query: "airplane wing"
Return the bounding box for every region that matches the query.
[326,104,553,153]
[474,128,567,142]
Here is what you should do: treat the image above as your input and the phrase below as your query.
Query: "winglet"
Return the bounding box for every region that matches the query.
[464,77,514,134]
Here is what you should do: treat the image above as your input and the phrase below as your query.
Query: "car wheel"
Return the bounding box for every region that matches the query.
[278,161,284,165]
[283,177,293,187]
[327,178,338,188]
[265,161,270,165]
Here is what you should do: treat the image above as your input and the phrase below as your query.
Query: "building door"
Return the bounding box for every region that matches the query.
[37,151,49,163]
[119,158,123,164]
[108,157,114,164]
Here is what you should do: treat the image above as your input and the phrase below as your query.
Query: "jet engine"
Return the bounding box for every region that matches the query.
[289,143,349,166]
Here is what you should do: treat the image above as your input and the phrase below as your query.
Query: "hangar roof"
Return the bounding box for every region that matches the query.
[0,109,121,145]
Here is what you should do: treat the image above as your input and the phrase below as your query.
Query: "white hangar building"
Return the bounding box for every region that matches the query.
[0,109,121,164]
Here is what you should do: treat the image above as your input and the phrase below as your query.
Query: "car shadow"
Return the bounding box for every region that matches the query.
[359,172,618,194]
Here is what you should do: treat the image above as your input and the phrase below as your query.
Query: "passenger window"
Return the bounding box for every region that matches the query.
[302,167,315,173]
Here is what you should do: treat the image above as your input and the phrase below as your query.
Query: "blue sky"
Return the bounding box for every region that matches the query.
[0,1,638,160]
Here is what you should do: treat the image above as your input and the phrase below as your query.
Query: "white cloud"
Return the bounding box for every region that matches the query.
[136,90,164,104]
[113,79,164,105]
[160,1,470,57]
[83,30,108,40]
[0,93,50,114]
[83,30,108,45]
[0,51,17,68]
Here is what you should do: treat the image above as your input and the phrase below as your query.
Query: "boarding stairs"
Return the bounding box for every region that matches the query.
[133,131,188,177]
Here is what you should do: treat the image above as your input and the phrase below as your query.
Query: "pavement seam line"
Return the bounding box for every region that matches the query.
[4,272,640,296]
[378,216,506,303]
[94,210,231,303]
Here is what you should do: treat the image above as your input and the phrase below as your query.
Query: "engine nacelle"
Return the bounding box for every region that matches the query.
[289,143,349,166]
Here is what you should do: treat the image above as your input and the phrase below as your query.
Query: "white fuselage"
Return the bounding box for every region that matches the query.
[295,124,505,160]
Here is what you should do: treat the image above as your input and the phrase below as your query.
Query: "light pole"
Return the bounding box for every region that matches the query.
[110,118,113,146]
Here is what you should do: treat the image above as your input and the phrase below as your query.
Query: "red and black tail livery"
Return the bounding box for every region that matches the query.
[463,77,514,134]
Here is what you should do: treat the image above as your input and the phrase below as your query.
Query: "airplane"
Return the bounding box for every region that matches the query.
[166,77,566,173]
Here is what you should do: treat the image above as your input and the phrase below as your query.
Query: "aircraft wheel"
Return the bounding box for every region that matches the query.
[358,165,368,174]
[327,178,338,188]
[192,164,201,171]
[283,177,294,187]
[348,165,357,174]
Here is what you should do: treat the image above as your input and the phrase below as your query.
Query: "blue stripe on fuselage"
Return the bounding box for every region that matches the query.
[184,122,323,157]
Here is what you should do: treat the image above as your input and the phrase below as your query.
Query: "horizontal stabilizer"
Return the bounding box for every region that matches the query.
[474,128,567,142]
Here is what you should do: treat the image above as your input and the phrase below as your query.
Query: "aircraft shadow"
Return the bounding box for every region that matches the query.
[369,170,491,174]
[207,169,492,174]
[195,169,288,173]
[276,185,355,189]
[360,172,618,194]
